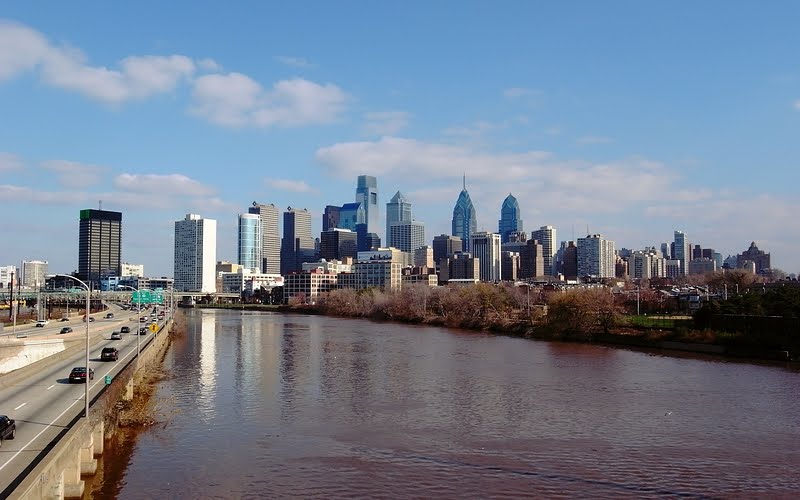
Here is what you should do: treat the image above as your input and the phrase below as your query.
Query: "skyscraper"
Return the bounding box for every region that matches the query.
[577,234,616,278]
[322,205,341,232]
[470,232,502,282]
[281,207,315,275]
[388,220,425,254]
[452,176,477,252]
[238,213,262,271]
[498,193,523,244]
[338,202,365,231]
[531,225,557,276]
[432,234,462,266]
[174,214,217,293]
[356,175,379,235]
[21,260,48,287]
[248,202,281,274]
[320,228,358,261]
[78,208,122,286]
[673,230,690,276]
[386,191,412,245]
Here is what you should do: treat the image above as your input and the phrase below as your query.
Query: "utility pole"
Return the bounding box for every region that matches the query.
[8,271,13,319]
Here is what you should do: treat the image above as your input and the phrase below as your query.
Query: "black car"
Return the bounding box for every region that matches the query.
[101,347,119,361]
[59,327,73,334]
[68,367,94,383]
[120,326,130,333]
[59,317,70,322]
[105,312,114,319]
[0,415,15,446]
[139,327,148,335]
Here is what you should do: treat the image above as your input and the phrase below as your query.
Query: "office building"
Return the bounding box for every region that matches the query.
[738,242,771,274]
[320,228,358,261]
[498,193,523,244]
[322,205,341,232]
[439,252,480,282]
[281,207,315,275]
[78,208,122,286]
[389,220,425,255]
[414,246,434,268]
[386,191,413,246]
[21,260,48,287]
[531,225,557,276]
[432,234,462,266]
[470,232,502,282]
[519,239,545,279]
[562,241,578,280]
[501,251,520,281]
[248,202,281,274]
[452,176,477,252]
[673,230,690,276]
[356,175,379,235]
[238,213,262,271]
[174,213,217,293]
[338,202,365,231]
[577,234,616,278]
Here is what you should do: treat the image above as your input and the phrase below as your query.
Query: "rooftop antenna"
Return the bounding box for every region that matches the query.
[99,200,103,210]
[463,173,466,191]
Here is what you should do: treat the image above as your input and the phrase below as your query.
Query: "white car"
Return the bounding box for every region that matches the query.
[35,320,49,327]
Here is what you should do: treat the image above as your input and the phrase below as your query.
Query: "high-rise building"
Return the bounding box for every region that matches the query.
[562,241,578,279]
[388,220,425,254]
[577,234,616,278]
[517,239,544,279]
[78,209,122,286]
[174,214,217,293]
[501,251,520,281]
[320,228,358,261]
[452,176,477,252]
[738,242,771,274]
[238,213,262,271]
[281,207,315,275]
[432,234,462,266]
[413,246,434,268]
[386,191,413,246]
[338,202,365,231]
[470,232,502,282]
[498,193,523,244]
[531,225,557,276]
[439,252,480,282]
[249,202,281,274]
[673,230,690,276]
[356,175,379,235]
[322,205,341,232]
[21,260,48,287]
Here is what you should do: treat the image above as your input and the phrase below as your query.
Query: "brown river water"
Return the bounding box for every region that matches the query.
[89,308,800,498]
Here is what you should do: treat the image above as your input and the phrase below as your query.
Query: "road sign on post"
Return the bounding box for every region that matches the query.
[104,375,112,385]
[149,323,158,333]
[132,290,153,304]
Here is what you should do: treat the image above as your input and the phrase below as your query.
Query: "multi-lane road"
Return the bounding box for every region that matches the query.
[0,304,168,491]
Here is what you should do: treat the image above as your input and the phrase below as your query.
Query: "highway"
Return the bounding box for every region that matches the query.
[0,303,168,491]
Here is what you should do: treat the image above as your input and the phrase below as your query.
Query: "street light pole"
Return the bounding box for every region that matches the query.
[48,274,91,419]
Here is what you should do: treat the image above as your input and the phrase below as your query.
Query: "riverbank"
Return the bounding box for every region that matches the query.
[190,303,797,364]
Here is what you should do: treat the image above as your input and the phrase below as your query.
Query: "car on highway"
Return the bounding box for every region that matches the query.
[68,367,94,383]
[83,316,95,322]
[110,331,122,340]
[60,317,70,322]
[59,327,73,334]
[140,316,147,323]
[105,312,114,319]
[101,347,119,361]
[120,326,130,333]
[35,320,49,327]
[0,415,15,446]
[139,327,148,335]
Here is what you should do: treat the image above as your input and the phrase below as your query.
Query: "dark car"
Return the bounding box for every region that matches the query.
[105,312,114,319]
[0,415,15,446]
[59,317,70,322]
[101,347,119,361]
[83,316,95,322]
[68,367,94,383]
[59,327,73,334]
[120,326,130,334]
[139,327,148,335]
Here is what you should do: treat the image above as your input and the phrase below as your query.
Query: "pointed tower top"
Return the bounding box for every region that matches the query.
[463,173,466,191]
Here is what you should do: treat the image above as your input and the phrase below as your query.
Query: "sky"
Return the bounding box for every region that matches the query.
[1,2,799,277]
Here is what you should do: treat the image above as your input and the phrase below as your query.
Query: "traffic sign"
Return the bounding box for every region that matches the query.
[104,375,112,385]
[149,323,158,333]
[132,290,153,304]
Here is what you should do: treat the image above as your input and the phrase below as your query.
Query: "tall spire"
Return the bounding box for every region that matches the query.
[463,173,466,191]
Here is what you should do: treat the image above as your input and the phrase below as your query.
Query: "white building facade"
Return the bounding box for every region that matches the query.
[470,232,502,282]
[174,214,217,293]
[577,234,616,278]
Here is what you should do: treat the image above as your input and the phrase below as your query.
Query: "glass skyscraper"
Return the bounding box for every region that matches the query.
[238,213,262,271]
[356,175,379,235]
[386,191,412,247]
[498,193,523,244]
[451,176,477,252]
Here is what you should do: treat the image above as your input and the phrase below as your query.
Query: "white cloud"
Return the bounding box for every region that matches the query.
[265,178,317,193]
[0,184,88,204]
[0,20,196,103]
[0,152,23,171]
[197,58,221,72]
[190,74,348,128]
[41,159,106,188]
[576,135,613,145]
[362,111,411,136]
[275,56,315,69]
[114,173,216,197]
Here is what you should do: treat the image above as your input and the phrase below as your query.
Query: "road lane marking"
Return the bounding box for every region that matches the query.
[14,402,27,410]
[47,384,55,390]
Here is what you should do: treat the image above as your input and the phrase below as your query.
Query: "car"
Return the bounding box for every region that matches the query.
[0,415,15,446]
[59,317,70,322]
[35,320,49,327]
[139,327,148,335]
[140,316,147,322]
[83,316,95,322]
[111,331,122,340]
[120,326,130,333]
[105,313,114,319]
[101,347,119,361]
[68,367,94,383]
[59,327,73,334]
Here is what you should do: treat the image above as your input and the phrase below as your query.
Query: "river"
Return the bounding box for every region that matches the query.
[91,308,800,498]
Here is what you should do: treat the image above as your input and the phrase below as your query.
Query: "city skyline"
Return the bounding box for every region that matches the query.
[2,4,799,275]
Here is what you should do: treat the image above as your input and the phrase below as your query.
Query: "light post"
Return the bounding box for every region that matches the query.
[117,285,142,367]
[47,274,91,418]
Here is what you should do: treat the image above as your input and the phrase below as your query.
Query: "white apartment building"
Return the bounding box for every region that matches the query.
[470,232,502,282]
[21,260,48,287]
[577,234,616,278]
[531,225,557,276]
[174,214,217,293]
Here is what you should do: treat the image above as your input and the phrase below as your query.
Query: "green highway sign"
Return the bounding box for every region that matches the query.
[131,290,153,304]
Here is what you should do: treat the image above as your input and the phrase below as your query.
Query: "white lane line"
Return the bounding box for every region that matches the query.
[14,402,27,410]
[47,384,55,390]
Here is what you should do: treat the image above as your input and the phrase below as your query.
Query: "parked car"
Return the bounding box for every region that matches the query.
[59,327,73,334]
[35,320,49,327]
[68,367,94,383]
[110,331,122,340]
[105,312,114,319]
[0,415,15,446]
[101,347,119,361]
[120,326,130,333]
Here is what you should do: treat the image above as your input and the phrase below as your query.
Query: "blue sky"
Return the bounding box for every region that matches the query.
[1,2,799,277]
